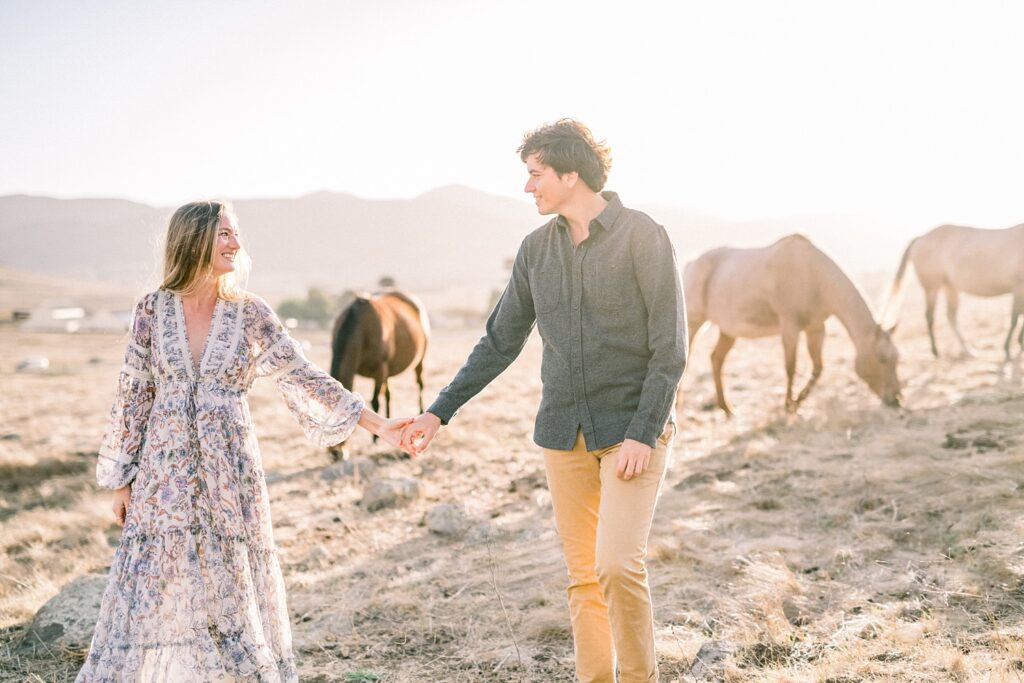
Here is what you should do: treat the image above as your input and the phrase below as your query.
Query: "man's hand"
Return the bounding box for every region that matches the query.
[400,412,442,455]
[616,439,652,480]
[112,485,131,527]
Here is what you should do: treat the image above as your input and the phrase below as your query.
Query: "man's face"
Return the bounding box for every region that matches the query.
[524,153,575,215]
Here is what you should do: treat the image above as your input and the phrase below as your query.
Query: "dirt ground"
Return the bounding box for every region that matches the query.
[2,287,1024,682]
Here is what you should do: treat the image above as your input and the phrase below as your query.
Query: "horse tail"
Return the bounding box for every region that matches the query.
[330,298,366,388]
[880,237,917,328]
[681,251,723,353]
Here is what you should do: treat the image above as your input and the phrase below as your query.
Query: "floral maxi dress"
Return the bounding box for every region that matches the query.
[77,290,364,682]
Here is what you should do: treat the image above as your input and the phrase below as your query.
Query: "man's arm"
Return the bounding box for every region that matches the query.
[624,223,688,448]
[402,242,537,453]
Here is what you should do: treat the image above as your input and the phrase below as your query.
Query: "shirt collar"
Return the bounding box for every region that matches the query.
[556,191,623,233]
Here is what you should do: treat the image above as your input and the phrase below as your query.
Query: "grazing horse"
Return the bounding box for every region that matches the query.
[328,290,430,457]
[684,234,901,416]
[883,224,1024,358]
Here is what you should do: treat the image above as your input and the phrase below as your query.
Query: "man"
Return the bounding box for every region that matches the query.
[401,119,687,683]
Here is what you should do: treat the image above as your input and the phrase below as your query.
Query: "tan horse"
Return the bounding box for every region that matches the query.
[329,289,430,458]
[884,224,1024,358]
[684,234,901,416]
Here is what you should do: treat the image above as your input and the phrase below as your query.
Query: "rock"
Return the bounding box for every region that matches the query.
[893,622,925,644]
[972,435,1003,451]
[15,356,49,373]
[509,470,546,493]
[532,489,552,509]
[263,470,289,484]
[466,522,501,545]
[321,457,377,482]
[943,433,969,449]
[689,640,734,681]
[362,477,419,511]
[517,525,546,542]
[18,574,107,654]
[782,597,808,626]
[674,471,718,489]
[306,544,332,566]
[426,503,470,537]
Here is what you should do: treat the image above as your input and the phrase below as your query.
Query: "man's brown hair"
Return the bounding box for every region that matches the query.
[518,119,612,192]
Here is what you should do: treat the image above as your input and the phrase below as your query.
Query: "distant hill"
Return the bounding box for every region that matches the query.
[0,266,130,313]
[0,188,902,302]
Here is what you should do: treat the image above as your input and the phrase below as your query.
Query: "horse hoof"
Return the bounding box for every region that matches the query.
[328,446,349,463]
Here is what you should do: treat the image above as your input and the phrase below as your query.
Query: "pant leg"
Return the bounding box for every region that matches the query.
[543,431,615,683]
[594,423,674,683]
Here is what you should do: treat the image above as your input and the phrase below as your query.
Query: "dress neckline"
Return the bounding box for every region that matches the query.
[173,291,222,378]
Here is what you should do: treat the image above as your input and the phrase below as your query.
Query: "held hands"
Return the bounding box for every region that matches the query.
[616,439,652,481]
[112,485,131,527]
[375,417,416,455]
[400,412,442,456]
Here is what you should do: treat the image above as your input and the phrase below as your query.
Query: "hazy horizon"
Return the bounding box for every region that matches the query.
[2,0,1024,238]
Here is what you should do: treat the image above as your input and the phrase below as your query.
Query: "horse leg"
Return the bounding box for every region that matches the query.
[1007,292,1024,359]
[371,378,383,443]
[415,360,425,413]
[781,325,801,413]
[796,322,825,404]
[384,381,392,419]
[924,287,939,357]
[710,332,736,417]
[1017,294,1024,357]
[944,286,973,358]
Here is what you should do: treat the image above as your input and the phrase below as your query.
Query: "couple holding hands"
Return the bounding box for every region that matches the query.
[78,120,687,683]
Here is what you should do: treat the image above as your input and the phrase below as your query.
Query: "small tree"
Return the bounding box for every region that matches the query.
[277,287,335,327]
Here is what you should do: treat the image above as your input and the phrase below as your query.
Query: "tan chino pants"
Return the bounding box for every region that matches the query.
[543,424,674,683]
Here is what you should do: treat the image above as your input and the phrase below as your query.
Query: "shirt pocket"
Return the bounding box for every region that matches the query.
[584,259,635,311]
[530,268,562,314]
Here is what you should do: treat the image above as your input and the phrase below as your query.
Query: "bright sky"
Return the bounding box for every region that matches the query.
[2,0,1023,227]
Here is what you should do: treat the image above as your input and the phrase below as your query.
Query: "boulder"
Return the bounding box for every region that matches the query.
[321,457,377,482]
[362,477,419,511]
[426,503,470,537]
[689,640,734,681]
[18,574,108,654]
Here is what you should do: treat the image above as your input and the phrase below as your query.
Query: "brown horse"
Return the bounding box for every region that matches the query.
[329,289,430,458]
[684,234,902,416]
[883,223,1024,358]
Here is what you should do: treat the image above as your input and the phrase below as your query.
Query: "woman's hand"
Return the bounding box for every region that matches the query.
[376,417,415,454]
[112,485,131,527]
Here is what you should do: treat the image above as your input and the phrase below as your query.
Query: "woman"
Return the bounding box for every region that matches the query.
[77,200,408,682]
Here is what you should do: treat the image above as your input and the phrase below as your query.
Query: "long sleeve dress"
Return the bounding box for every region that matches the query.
[76,289,365,682]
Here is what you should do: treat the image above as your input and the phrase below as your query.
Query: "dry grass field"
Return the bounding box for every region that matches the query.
[2,285,1024,682]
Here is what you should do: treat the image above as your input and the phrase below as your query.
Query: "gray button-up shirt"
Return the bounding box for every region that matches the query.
[428,192,688,450]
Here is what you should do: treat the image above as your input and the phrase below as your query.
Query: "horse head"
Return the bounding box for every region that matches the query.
[854,324,902,407]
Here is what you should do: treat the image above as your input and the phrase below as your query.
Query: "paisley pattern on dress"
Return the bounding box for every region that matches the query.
[79,290,365,682]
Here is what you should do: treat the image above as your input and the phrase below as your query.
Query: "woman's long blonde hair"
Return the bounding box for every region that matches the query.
[160,200,250,299]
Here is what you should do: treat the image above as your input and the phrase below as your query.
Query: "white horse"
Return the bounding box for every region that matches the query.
[684,234,901,416]
[884,224,1024,358]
